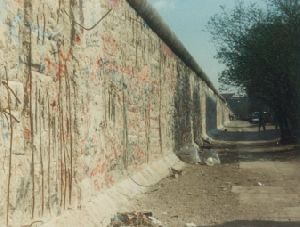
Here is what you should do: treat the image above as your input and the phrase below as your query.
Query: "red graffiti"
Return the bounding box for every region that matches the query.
[45,57,52,68]
[44,48,73,81]
[24,128,32,140]
[90,161,107,177]
[107,0,120,8]
[15,0,23,6]
[97,57,134,77]
[75,35,81,44]
[105,174,114,187]
[161,42,175,57]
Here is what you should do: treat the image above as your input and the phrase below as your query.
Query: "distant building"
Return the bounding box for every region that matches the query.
[221,93,250,120]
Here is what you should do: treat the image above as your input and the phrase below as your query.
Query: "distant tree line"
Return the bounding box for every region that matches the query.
[208,0,300,142]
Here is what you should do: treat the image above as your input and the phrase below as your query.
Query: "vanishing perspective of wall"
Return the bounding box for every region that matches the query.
[0,0,230,226]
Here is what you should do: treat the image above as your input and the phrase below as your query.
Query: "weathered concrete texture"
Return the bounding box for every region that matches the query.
[0,0,230,226]
[41,152,185,227]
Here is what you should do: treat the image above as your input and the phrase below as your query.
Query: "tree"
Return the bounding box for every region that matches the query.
[208,0,300,141]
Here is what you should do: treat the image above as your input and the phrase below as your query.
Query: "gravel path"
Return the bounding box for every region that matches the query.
[126,122,300,227]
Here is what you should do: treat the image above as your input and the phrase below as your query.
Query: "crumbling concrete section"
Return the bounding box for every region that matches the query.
[0,0,230,226]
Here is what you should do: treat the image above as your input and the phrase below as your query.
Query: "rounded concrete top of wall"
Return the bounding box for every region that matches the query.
[126,0,225,102]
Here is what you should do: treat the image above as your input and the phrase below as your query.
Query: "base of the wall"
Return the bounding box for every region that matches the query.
[40,152,185,227]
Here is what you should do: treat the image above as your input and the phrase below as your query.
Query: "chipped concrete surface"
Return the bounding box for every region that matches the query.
[0,0,230,225]
[41,152,185,227]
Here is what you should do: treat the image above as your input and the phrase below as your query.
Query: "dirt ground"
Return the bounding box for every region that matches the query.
[126,121,300,227]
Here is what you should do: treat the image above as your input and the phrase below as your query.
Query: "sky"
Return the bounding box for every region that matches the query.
[147,0,266,90]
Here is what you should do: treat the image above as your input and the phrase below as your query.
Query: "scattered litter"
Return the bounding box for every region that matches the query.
[185,223,197,227]
[205,157,218,166]
[257,182,264,186]
[176,141,221,166]
[176,143,201,164]
[109,212,163,227]
[169,168,183,178]
[200,149,221,166]
[149,217,162,226]
[203,137,212,145]
[219,186,227,191]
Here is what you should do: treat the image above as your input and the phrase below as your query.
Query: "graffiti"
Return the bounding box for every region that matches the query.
[86,31,101,47]
[90,161,106,177]
[93,174,114,191]
[102,34,119,56]
[161,42,175,58]
[108,83,118,123]
[1,67,15,226]
[136,65,150,83]
[193,82,202,145]
[144,101,151,162]
[173,64,193,151]
[63,7,112,32]
[97,57,134,77]
[2,10,23,44]
[107,0,121,8]
[121,78,129,169]
[158,57,163,154]
[0,1,232,225]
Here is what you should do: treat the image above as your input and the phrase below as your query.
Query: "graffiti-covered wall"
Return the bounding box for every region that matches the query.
[0,0,230,226]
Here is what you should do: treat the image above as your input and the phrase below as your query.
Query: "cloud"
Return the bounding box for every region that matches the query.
[150,0,176,11]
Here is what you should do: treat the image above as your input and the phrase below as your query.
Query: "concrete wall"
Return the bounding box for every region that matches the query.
[0,0,230,226]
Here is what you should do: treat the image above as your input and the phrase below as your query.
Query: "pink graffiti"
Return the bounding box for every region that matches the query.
[107,0,120,8]
[161,42,175,57]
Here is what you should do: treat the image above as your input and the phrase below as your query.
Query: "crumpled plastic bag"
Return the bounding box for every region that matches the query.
[200,149,221,166]
[176,142,221,166]
[176,143,201,164]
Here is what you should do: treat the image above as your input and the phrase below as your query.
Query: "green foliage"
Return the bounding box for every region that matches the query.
[208,0,300,139]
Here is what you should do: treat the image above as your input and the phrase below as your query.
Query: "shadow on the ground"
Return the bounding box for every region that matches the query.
[223,123,258,129]
[198,220,300,227]
[205,120,300,164]
[209,128,280,142]
[218,144,300,164]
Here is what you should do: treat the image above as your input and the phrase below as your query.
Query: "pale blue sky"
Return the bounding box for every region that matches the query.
[148,0,266,89]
